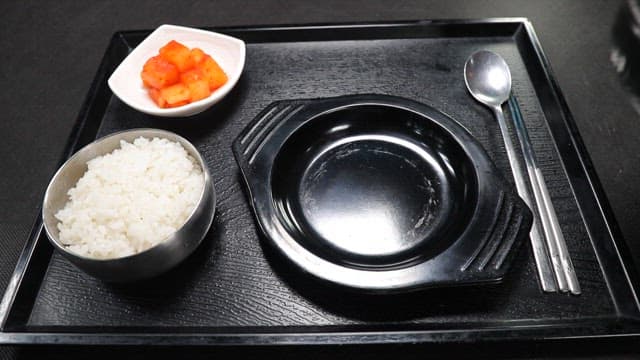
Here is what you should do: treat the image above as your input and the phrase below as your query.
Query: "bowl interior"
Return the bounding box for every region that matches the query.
[42,129,207,257]
[270,104,478,270]
[107,24,246,117]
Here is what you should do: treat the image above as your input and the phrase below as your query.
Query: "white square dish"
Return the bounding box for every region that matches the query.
[108,24,245,117]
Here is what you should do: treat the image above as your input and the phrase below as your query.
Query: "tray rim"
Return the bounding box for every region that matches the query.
[516,21,640,315]
[1,17,639,345]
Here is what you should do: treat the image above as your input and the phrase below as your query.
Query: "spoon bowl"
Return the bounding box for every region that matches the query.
[464,50,512,109]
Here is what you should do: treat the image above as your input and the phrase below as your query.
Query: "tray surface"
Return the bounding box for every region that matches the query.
[1,20,638,344]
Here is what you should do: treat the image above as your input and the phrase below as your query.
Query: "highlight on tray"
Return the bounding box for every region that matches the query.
[108,24,245,117]
[42,129,216,282]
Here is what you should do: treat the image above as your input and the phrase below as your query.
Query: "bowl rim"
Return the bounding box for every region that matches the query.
[42,128,211,263]
[107,24,246,117]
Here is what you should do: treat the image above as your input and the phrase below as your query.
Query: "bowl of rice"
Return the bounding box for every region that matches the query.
[42,128,215,282]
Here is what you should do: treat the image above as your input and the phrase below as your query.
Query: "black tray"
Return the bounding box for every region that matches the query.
[1,19,639,346]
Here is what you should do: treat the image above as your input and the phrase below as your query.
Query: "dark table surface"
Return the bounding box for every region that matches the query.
[2,0,640,358]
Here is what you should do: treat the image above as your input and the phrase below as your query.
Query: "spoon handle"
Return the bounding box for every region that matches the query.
[492,105,560,292]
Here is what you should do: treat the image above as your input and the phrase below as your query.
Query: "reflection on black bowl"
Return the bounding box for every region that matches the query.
[233,94,532,293]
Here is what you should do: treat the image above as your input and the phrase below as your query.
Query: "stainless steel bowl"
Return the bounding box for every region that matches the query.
[42,128,216,282]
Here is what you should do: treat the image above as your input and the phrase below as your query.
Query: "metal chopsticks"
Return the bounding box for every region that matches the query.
[508,96,581,295]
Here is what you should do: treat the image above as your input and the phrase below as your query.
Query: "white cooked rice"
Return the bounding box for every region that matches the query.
[55,136,204,259]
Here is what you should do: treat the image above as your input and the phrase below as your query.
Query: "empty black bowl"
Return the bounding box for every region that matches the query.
[234,94,531,293]
[270,104,476,269]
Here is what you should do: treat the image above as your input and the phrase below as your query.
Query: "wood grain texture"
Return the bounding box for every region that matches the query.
[28,36,614,328]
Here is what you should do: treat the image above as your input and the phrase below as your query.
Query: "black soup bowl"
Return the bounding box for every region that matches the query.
[233,94,532,293]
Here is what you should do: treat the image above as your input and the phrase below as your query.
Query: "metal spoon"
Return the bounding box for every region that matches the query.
[464,50,561,293]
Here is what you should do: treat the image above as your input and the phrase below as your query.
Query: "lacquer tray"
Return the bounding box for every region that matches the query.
[1,19,639,346]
